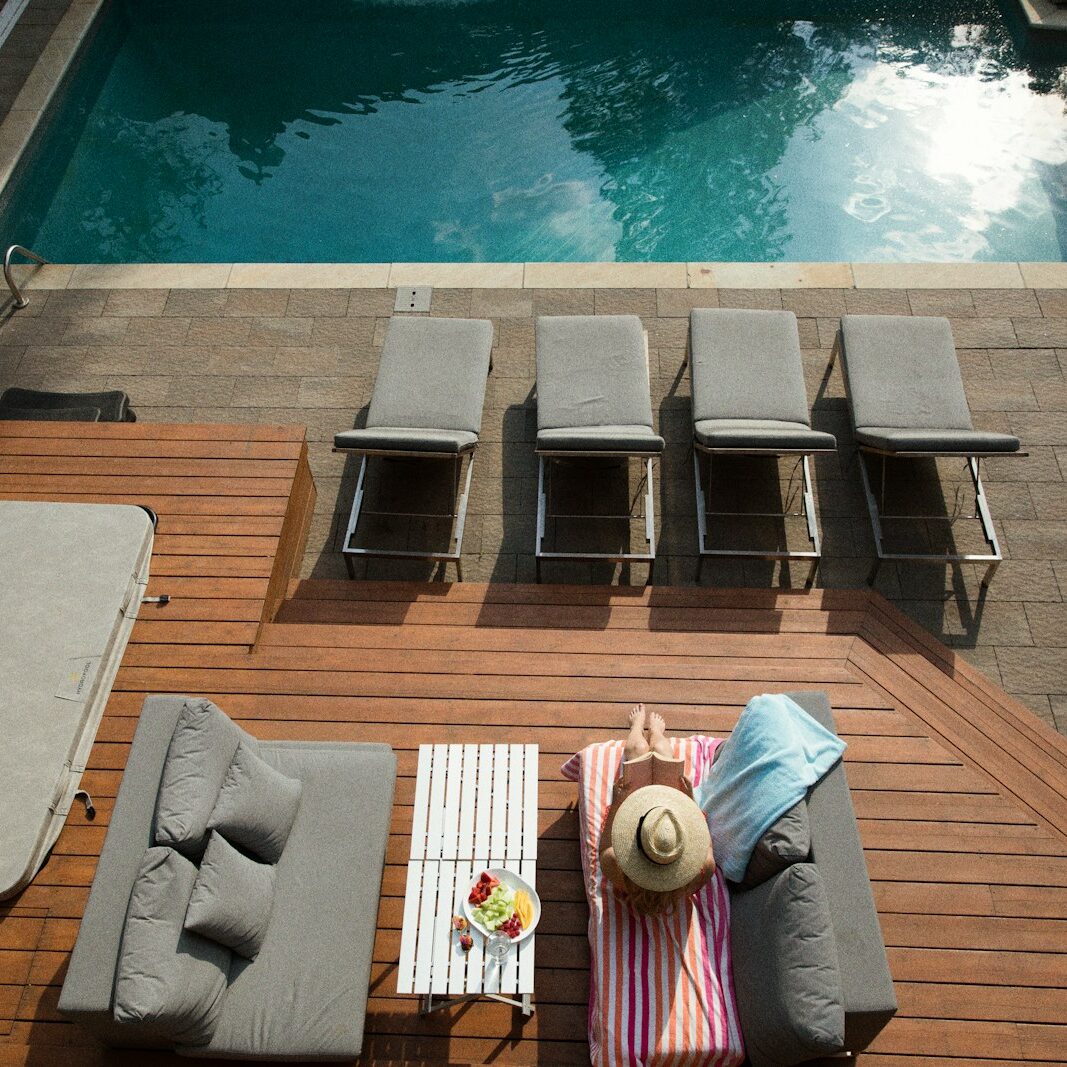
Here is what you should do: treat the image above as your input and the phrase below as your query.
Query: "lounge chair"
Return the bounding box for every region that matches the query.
[688,309,837,586]
[534,315,664,581]
[835,314,1024,586]
[333,317,493,581]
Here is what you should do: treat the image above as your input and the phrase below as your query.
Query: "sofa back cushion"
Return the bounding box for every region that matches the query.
[729,861,845,1066]
[154,699,245,858]
[113,846,230,1046]
[207,741,302,863]
[185,831,276,960]
[738,799,811,889]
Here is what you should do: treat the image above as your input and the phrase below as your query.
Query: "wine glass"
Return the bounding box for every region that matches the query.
[486,931,511,960]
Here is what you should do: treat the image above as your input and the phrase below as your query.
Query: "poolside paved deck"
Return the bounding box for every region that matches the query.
[1,421,1066,1066]
[0,282,1065,740]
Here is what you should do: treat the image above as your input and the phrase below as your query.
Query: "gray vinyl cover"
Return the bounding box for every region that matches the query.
[0,501,153,900]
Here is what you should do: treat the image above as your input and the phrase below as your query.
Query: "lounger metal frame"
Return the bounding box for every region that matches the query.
[830,334,1023,588]
[534,451,657,583]
[692,443,833,588]
[856,447,1012,587]
[333,446,476,582]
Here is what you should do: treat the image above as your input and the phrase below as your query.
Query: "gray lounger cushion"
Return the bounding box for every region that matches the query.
[333,317,492,453]
[689,309,835,452]
[739,799,811,890]
[154,698,247,859]
[207,741,302,864]
[839,315,1020,454]
[113,847,230,1046]
[730,862,845,1066]
[535,315,664,453]
[185,832,276,961]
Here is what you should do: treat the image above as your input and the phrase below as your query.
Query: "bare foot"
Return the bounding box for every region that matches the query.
[624,704,650,760]
[648,712,672,759]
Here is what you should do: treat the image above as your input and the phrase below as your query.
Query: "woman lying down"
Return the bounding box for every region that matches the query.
[599,706,715,915]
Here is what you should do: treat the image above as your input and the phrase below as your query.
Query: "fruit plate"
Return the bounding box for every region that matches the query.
[462,867,541,945]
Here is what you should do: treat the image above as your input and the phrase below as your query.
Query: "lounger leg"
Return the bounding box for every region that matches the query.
[801,454,821,590]
[341,456,369,580]
[451,452,476,582]
[535,455,547,583]
[857,450,887,585]
[970,456,1004,587]
[692,447,712,583]
[644,457,656,586]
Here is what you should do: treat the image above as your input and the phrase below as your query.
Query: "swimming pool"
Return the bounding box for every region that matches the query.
[3,0,1067,263]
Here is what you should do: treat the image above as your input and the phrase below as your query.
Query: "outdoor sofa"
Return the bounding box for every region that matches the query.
[835,314,1024,585]
[726,691,897,1064]
[333,316,493,580]
[534,314,664,580]
[59,695,395,1060]
[688,309,837,585]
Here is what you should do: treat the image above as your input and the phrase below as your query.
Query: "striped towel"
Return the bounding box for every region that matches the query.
[561,737,745,1067]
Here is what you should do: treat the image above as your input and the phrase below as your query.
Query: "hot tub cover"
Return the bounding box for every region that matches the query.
[0,501,153,899]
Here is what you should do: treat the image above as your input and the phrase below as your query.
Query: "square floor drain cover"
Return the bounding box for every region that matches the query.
[394,286,432,312]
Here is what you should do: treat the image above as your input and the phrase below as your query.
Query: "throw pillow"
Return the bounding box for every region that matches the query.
[738,799,811,889]
[154,698,245,858]
[207,741,302,863]
[729,862,845,1066]
[113,846,230,1046]
[185,831,276,960]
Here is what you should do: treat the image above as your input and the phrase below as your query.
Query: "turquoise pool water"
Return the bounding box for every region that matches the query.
[3,0,1067,262]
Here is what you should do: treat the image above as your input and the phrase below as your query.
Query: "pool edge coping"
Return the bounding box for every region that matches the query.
[10,260,1067,290]
[1,0,1065,292]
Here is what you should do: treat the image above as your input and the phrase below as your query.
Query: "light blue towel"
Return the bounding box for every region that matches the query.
[694,693,847,882]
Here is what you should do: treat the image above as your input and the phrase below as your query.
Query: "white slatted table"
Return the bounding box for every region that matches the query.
[397,743,538,1016]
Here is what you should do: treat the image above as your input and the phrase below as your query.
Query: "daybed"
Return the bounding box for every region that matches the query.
[563,690,895,1067]
[59,695,396,1060]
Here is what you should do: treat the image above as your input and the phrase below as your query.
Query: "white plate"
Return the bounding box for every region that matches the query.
[462,867,540,945]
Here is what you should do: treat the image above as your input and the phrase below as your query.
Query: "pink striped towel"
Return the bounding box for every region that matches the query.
[561,736,745,1067]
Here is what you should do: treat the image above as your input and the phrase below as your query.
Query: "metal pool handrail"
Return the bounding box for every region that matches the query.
[4,244,48,309]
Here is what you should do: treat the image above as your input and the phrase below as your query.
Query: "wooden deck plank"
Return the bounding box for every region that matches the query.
[1,424,1066,1065]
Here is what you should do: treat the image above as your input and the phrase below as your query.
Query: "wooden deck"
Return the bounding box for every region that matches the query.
[2,422,1067,1066]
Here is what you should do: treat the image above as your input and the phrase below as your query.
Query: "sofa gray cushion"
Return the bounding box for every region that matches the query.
[154,699,245,858]
[363,317,492,436]
[536,424,664,453]
[185,741,396,1061]
[730,861,845,1066]
[739,799,811,890]
[536,316,654,439]
[694,418,836,452]
[113,847,230,1046]
[840,315,1021,456]
[185,831,276,960]
[334,426,479,454]
[207,741,302,863]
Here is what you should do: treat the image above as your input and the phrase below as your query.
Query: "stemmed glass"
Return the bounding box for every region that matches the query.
[486,931,511,960]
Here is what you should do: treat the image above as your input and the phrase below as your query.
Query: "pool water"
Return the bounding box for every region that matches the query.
[3,0,1067,262]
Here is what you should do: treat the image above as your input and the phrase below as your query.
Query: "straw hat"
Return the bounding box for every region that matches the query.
[610,784,711,893]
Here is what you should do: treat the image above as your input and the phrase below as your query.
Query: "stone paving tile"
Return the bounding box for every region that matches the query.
[286,289,350,317]
[2,284,1066,738]
[103,290,169,317]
